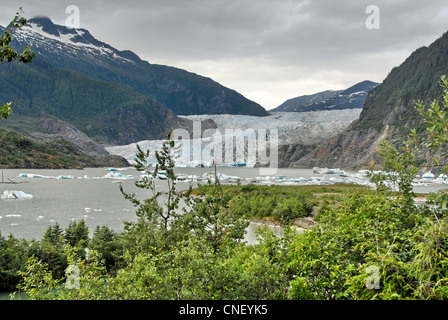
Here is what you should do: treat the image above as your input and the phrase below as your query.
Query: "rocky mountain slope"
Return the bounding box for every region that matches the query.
[10,17,268,117]
[292,30,448,170]
[272,80,378,112]
[0,127,129,169]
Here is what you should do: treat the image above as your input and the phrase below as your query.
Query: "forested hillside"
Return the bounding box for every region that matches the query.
[294,30,448,169]
[0,58,188,145]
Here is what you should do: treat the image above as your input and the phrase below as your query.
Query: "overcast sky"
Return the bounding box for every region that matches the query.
[1,0,448,110]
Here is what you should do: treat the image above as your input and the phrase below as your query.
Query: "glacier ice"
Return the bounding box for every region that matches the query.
[1,190,33,199]
[422,171,435,179]
[18,173,73,179]
[102,172,134,180]
[106,109,362,168]
[316,168,346,175]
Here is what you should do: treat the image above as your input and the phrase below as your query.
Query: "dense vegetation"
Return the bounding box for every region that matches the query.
[194,183,314,224]
[2,185,448,299]
[0,127,128,168]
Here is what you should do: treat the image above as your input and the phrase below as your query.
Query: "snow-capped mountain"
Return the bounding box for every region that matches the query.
[272,80,378,112]
[11,17,268,117]
[0,16,194,147]
[17,17,138,65]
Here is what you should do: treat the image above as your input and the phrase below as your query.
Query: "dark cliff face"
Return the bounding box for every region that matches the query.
[292,31,448,170]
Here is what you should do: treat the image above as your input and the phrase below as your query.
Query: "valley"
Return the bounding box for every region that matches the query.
[1,4,448,304]
[0,17,447,173]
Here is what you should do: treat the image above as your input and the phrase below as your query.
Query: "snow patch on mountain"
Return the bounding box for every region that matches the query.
[15,21,133,64]
[273,81,378,113]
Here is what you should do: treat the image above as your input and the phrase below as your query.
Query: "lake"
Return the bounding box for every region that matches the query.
[1,167,447,243]
[0,167,319,242]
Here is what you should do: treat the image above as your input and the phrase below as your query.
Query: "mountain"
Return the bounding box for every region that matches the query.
[272,80,378,112]
[0,127,129,169]
[10,17,268,117]
[0,58,189,146]
[291,31,448,170]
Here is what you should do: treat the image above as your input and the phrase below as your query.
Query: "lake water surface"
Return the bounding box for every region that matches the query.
[1,167,447,243]
[0,167,322,242]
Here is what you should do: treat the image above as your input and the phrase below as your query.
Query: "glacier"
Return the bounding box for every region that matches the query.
[106,109,362,167]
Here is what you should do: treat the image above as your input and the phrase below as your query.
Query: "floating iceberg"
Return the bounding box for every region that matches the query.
[18,173,73,179]
[422,171,435,179]
[102,172,134,180]
[290,177,310,183]
[1,190,33,199]
[314,168,346,175]
[202,172,241,182]
[18,173,44,178]
[57,175,74,179]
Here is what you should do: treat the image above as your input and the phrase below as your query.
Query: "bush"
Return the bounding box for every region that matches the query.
[227,185,313,223]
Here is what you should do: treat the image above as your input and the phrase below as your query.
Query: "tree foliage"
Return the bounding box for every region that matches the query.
[119,131,191,248]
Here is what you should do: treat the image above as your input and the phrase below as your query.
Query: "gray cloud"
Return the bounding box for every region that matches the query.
[1,0,447,109]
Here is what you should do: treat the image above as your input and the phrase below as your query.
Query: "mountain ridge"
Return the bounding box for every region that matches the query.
[10,17,268,117]
[272,80,378,113]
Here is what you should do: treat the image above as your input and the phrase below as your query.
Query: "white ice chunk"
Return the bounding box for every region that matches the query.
[57,175,74,179]
[422,171,435,179]
[102,172,134,180]
[1,190,33,199]
[321,168,345,174]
